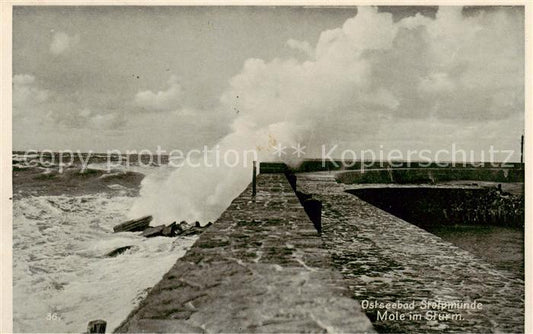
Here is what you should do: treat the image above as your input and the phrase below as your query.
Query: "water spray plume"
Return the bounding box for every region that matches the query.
[129,6,523,225]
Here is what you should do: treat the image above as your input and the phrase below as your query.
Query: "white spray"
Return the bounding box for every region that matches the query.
[129,6,523,225]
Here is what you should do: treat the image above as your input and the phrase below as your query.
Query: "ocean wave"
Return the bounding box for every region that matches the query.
[13,193,197,333]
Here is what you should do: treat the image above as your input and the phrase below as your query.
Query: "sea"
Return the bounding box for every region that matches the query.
[12,154,198,333]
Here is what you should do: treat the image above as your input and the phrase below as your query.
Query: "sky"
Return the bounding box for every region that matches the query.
[12,5,525,160]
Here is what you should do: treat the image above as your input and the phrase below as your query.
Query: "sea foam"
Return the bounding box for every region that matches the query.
[13,186,196,332]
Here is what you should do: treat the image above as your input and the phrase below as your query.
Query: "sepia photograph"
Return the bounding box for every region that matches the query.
[3,2,529,333]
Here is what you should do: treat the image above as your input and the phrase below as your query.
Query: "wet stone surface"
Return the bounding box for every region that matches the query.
[297,173,524,334]
[115,174,374,333]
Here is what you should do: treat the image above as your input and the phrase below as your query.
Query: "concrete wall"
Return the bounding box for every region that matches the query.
[291,159,524,175]
[336,168,524,184]
[348,187,524,228]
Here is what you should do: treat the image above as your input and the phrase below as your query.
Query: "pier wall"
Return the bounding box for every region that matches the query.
[296,172,524,333]
[115,173,374,333]
[115,163,524,333]
[348,186,524,228]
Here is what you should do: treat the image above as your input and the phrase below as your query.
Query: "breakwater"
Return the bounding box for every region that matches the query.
[114,163,524,333]
[335,167,524,184]
[296,172,523,333]
[114,173,374,333]
[348,186,524,228]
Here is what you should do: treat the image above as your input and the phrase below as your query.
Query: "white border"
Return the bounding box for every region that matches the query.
[1,1,530,333]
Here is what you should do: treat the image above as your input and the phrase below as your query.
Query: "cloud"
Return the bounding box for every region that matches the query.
[87,112,124,129]
[13,74,36,85]
[13,74,49,116]
[134,75,184,112]
[66,107,125,129]
[13,73,125,131]
[418,72,455,94]
[50,31,80,55]
[287,39,314,58]
[220,6,523,150]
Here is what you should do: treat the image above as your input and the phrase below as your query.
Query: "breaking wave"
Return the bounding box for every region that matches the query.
[13,182,197,332]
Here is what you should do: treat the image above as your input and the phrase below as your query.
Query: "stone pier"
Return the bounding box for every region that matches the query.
[115,164,524,333]
[114,173,374,333]
[297,172,524,333]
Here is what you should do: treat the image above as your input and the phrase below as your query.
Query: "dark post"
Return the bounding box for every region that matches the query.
[252,161,257,197]
[521,134,524,164]
[87,320,106,333]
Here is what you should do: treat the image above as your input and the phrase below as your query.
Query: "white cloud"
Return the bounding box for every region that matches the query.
[134,75,184,112]
[12,74,125,131]
[287,39,314,58]
[50,31,79,55]
[73,108,124,129]
[13,74,36,85]
[88,112,123,129]
[78,108,92,118]
[13,74,49,115]
[219,6,523,150]
[418,73,455,94]
[13,6,524,160]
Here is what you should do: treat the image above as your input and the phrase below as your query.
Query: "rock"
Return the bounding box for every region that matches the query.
[180,228,202,236]
[179,221,213,236]
[170,220,213,236]
[141,225,166,238]
[113,215,152,233]
[162,222,178,237]
[106,245,133,257]
[87,319,106,333]
[143,222,181,238]
[178,220,190,230]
